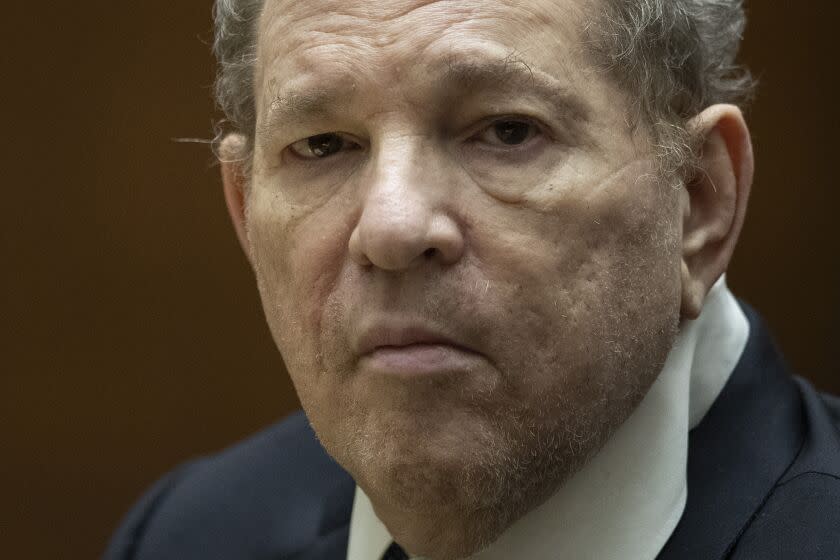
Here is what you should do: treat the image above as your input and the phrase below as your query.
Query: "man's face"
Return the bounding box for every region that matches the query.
[246,0,683,555]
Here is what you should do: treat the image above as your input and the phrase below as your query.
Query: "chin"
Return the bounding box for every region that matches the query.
[349,417,491,509]
[364,447,558,560]
[365,461,516,559]
[325,407,587,558]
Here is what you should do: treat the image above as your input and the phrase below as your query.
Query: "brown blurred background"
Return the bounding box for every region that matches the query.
[3,1,838,558]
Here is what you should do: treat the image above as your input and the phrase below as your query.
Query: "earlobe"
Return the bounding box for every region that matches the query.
[679,105,754,319]
[219,133,252,263]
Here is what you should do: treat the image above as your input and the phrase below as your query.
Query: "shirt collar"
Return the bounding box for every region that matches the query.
[347,276,749,560]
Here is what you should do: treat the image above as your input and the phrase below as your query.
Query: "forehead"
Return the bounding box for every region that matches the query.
[254,0,596,104]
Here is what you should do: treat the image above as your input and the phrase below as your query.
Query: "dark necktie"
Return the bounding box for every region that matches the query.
[381,541,409,560]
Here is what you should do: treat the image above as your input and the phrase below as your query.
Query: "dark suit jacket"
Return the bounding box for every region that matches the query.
[104,303,840,559]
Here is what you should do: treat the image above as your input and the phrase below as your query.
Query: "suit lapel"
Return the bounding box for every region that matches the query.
[657,302,805,560]
[294,474,355,560]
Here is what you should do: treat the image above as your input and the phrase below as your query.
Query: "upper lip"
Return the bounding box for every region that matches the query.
[355,322,475,357]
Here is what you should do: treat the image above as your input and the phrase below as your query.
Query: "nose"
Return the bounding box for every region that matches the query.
[348,141,465,270]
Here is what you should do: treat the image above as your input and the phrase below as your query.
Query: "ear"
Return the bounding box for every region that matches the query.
[219,133,252,263]
[680,104,754,319]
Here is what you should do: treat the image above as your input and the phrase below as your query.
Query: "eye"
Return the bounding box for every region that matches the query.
[287,133,361,160]
[475,119,541,147]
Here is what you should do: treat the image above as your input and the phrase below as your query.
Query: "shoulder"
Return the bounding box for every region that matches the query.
[729,472,840,559]
[103,410,355,560]
[730,382,840,559]
[821,391,840,427]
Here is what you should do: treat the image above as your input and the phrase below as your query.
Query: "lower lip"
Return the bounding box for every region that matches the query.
[361,344,480,376]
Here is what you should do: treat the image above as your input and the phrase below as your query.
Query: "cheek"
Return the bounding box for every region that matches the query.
[246,184,354,368]
[468,173,682,397]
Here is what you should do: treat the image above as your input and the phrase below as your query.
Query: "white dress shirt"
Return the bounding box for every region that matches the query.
[347,276,750,560]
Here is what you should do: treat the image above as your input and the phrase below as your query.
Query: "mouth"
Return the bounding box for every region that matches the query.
[355,323,483,376]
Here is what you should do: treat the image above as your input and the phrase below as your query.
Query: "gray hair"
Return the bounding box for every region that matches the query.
[212,0,754,175]
[213,0,262,145]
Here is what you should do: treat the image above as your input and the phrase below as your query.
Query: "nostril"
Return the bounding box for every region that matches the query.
[423,248,436,259]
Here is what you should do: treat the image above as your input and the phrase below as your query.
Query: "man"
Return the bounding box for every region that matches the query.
[106,0,840,558]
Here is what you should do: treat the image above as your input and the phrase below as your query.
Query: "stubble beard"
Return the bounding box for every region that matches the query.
[313,322,677,560]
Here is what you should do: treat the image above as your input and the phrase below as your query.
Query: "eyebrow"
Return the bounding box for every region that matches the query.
[259,88,349,139]
[439,54,591,122]
[259,53,591,139]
